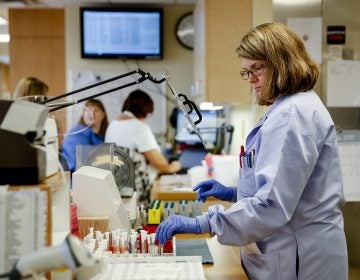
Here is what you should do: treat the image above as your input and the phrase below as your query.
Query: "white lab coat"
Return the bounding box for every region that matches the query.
[197,91,348,280]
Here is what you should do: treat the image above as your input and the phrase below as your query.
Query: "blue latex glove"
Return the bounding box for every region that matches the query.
[155,214,201,245]
[193,179,234,202]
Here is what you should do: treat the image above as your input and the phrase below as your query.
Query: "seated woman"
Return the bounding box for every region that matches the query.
[61,99,108,172]
[105,90,182,203]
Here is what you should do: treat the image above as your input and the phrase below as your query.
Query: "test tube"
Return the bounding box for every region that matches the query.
[150,233,157,256]
[172,236,176,256]
[89,227,94,238]
[113,236,120,254]
[95,231,103,249]
[140,230,147,254]
[119,237,125,254]
[146,235,151,255]
[140,204,147,226]
[130,233,137,255]
[108,232,114,253]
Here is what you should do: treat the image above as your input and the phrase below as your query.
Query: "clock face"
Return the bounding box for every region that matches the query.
[176,12,194,50]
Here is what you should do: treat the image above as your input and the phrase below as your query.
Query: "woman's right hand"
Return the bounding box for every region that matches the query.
[169,160,182,173]
[193,179,234,202]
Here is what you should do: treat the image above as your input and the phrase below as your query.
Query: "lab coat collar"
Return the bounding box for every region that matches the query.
[255,95,287,128]
[246,95,288,147]
[263,95,287,119]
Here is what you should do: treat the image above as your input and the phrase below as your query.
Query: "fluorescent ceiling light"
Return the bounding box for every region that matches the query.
[200,102,223,110]
[0,34,10,43]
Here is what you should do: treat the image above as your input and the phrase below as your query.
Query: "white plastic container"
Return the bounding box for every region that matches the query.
[212,155,239,186]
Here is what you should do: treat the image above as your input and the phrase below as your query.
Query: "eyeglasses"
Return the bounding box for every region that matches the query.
[240,63,266,80]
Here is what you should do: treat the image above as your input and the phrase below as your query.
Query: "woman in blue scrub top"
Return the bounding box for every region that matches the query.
[61,99,108,172]
[155,22,348,280]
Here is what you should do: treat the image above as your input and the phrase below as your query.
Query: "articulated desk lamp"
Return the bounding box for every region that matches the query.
[0,69,207,186]
[44,69,209,149]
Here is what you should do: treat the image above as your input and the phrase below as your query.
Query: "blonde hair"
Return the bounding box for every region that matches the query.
[13,77,49,99]
[236,22,319,105]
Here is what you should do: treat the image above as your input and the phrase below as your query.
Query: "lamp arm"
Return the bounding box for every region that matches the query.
[41,69,166,112]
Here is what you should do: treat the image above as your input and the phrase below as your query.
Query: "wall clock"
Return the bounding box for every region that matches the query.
[175,12,194,50]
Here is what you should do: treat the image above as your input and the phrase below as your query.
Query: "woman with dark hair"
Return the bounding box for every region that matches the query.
[61,99,109,172]
[105,90,182,203]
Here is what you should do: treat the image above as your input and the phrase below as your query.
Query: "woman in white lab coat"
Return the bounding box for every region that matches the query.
[155,22,348,280]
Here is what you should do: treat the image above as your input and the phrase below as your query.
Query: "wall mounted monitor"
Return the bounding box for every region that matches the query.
[80,7,163,59]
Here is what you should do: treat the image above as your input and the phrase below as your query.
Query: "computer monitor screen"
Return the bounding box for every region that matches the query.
[175,109,223,146]
[80,7,163,59]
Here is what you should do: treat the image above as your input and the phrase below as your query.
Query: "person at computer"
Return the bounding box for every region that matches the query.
[155,22,348,280]
[105,90,182,202]
[61,99,109,172]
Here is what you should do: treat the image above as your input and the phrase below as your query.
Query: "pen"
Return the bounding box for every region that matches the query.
[251,149,255,166]
[248,153,252,168]
[240,145,245,168]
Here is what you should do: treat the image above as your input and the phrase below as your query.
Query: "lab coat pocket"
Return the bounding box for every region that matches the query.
[241,251,280,280]
[239,167,257,196]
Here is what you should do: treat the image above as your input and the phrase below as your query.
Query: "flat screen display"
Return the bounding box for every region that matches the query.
[80,7,163,59]
[175,109,223,146]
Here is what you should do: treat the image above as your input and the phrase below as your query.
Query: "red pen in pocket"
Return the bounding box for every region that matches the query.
[239,145,245,168]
